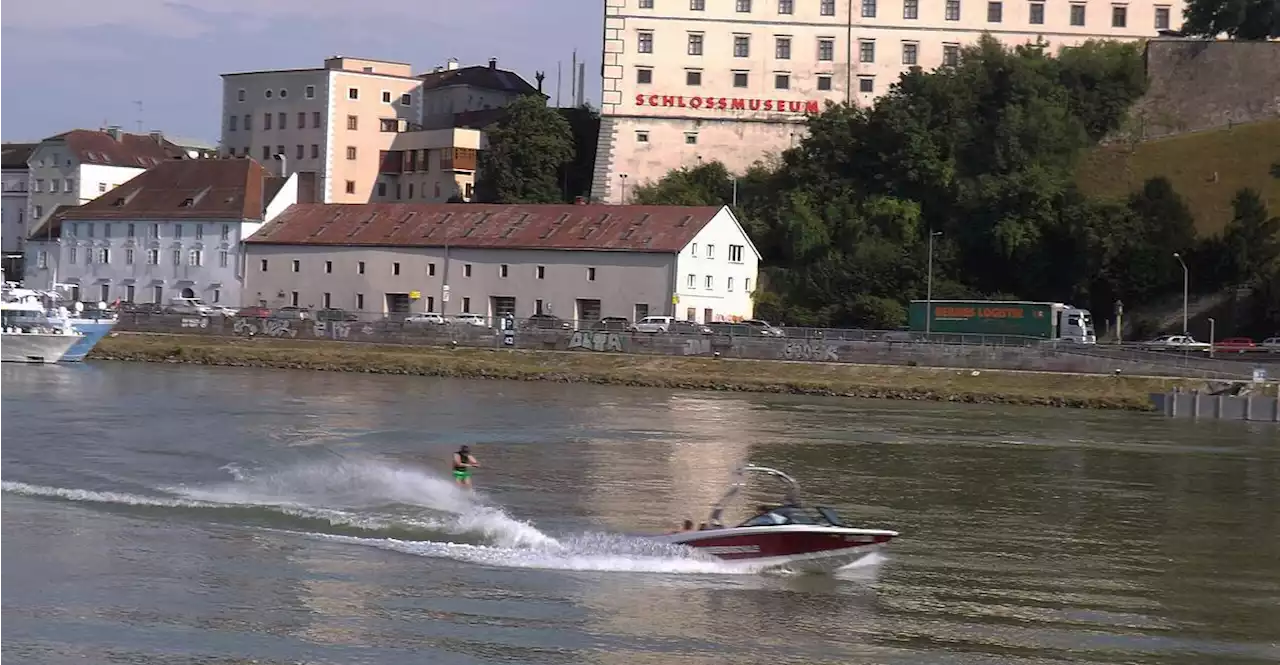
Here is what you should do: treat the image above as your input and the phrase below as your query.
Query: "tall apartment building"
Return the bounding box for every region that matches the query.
[221,56,540,206]
[2,143,36,263]
[591,0,1185,203]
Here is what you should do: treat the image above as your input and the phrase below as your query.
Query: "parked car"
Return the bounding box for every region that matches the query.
[1213,337,1257,353]
[1140,335,1211,351]
[236,306,272,318]
[405,313,446,325]
[741,318,786,337]
[591,316,631,331]
[272,306,312,320]
[1262,337,1280,353]
[450,314,489,327]
[315,308,359,322]
[121,302,165,315]
[668,320,713,335]
[707,321,782,337]
[632,315,675,333]
[522,313,571,330]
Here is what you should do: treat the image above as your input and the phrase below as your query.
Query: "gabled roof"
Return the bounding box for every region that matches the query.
[30,159,273,238]
[2,142,38,170]
[417,64,540,96]
[245,203,727,253]
[37,129,188,168]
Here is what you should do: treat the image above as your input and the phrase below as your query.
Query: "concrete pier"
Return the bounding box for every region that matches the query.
[1150,389,1280,423]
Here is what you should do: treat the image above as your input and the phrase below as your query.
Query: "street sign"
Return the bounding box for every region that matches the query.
[1253,368,1268,383]
[442,285,451,302]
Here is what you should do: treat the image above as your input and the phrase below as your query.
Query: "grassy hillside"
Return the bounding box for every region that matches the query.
[1076,120,1280,235]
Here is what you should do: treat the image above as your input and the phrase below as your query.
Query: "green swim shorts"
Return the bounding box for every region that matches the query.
[452,468,472,480]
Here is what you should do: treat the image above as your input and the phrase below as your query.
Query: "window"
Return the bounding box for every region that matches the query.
[688,33,704,55]
[221,224,230,240]
[745,278,752,292]
[376,182,387,197]
[692,243,698,256]
[325,260,333,274]
[778,0,793,12]
[290,291,299,307]
[736,0,752,11]
[862,0,876,17]
[296,144,304,160]
[859,40,875,63]
[817,75,833,91]
[775,36,791,59]
[636,130,650,143]
[691,0,705,8]
[987,0,1002,21]
[821,0,835,14]
[244,114,252,130]
[536,265,545,279]
[312,111,322,128]
[266,89,273,99]
[264,113,272,130]
[706,244,715,259]
[174,224,183,239]
[381,90,392,103]
[686,70,702,86]
[297,112,306,128]
[392,262,401,276]
[126,249,134,265]
[734,35,750,57]
[172,250,181,266]
[229,115,238,131]
[260,258,268,271]
[587,267,597,281]
[462,297,471,313]
[99,182,108,193]
[729,244,744,262]
[347,115,358,130]
[1155,5,1170,28]
[637,68,653,84]
[97,248,110,264]
[858,76,875,93]
[100,284,110,302]
[775,73,790,89]
[37,251,47,269]
[638,31,653,53]
[687,274,696,288]
[345,180,356,194]
[147,249,159,265]
[358,261,366,274]
[356,293,365,310]
[1030,2,1045,23]
[347,87,359,100]
[943,43,960,66]
[728,277,735,291]
[1112,5,1127,26]
[705,275,714,289]
[278,112,286,129]
[685,133,698,144]
[188,249,202,266]
[34,179,43,193]
[818,38,834,61]
[379,118,397,132]
[463,264,472,277]
[237,89,246,102]
[1070,4,1085,24]
[946,0,961,19]
[639,0,653,6]
[903,42,919,65]
[195,223,203,239]
[127,223,135,238]
[278,89,288,99]
[733,71,749,87]
[219,251,229,268]
[311,144,320,159]
[69,248,77,264]
[428,263,437,276]
[86,223,95,238]
[904,0,919,18]
[262,146,270,160]
[346,146,357,160]
[305,85,315,99]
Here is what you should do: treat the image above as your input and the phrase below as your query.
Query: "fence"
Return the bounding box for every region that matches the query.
[109,313,1280,381]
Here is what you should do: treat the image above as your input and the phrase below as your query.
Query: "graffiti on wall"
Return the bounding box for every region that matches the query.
[783,341,839,362]
[568,331,624,353]
[180,317,209,329]
[233,317,298,338]
[312,321,352,340]
[682,338,712,356]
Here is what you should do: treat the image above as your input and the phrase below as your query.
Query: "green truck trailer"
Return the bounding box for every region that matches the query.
[907,300,1097,343]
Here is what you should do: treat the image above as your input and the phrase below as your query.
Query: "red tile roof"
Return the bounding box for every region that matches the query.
[245,203,725,253]
[31,159,274,238]
[43,129,188,167]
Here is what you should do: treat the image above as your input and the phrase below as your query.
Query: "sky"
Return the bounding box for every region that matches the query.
[0,0,603,144]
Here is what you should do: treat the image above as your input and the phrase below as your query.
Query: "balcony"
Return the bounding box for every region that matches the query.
[440,148,477,173]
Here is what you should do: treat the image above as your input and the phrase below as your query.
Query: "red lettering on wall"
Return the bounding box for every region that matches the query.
[730,98,745,110]
[690,96,703,109]
[805,100,820,113]
[635,94,645,105]
[661,95,675,107]
[648,94,660,106]
[633,93,821,115]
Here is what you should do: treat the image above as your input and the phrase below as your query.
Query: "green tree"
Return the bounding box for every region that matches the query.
[1183,0,1280,39]
[475,95,575,203]
[1222,187,1280,282]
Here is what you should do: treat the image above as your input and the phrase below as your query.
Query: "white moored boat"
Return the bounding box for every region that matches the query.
[1,290,84,364]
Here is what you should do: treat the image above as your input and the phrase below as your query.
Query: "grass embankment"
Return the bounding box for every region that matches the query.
[90,334,1200,411]
[1077,120,1280,235]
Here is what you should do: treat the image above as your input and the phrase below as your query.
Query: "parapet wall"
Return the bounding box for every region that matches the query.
[1119,39,1280,142]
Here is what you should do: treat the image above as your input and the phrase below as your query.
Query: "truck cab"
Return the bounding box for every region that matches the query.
[1058,307,1096,344]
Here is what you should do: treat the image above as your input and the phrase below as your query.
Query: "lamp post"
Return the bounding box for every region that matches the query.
[926,230,942,339]
[1173,252,1188,335]
[1208,317,1216,358]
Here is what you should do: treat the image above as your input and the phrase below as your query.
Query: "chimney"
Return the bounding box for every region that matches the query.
[446,57,459,71]
[105,126,122,141]
[148,130,165,143]
[488,57,497,70]
[574,196,586,205]
[535,71,546,93]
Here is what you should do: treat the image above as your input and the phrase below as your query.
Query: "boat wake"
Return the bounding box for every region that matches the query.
[1,458,786,576]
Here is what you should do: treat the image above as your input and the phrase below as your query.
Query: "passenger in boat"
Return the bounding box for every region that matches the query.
[752,504,788,525]
[452,445,479,488]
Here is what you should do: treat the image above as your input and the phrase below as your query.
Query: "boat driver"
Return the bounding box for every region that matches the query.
[754,504,788,525]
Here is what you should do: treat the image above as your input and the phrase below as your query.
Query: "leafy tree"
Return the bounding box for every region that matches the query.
[475,95,575,203]
[1222,188,1280,282]
[1183,0,1280,39]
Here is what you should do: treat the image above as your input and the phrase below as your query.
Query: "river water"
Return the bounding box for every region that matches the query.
[2,362,1278,665]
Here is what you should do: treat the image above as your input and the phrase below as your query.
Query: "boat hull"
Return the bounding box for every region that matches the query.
[651,525,898,573]
[58,319,116,362]
[1,332,81,364]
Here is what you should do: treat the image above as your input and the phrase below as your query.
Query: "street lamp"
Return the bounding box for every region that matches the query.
[1208,317,1216,358]
[926,230,942,339]
[1173,252,1188,335]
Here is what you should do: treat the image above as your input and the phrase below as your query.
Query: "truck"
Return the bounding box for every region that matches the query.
[907,300,1097,344]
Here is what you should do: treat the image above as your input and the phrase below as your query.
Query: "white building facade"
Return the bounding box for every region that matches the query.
[591,0,1186,202]
[2,143,35,261]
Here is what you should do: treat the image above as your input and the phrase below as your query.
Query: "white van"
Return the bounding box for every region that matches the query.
[632,316,675,333]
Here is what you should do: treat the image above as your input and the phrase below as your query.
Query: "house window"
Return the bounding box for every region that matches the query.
[859,77,875,93]
[346,146,357,160]
[347,87,359,100]
[1155,5,1170,28]
[536,265,545,279]
[291,259,300,272]
[636,130,650,143]
[381,90,392,103]
[688,33,704,56]
[587,267,597,281]
[728,277,735,291]
[221,224,230,240]
[380,118,398,132]
[988,0,1002,21]
[775,73,790,89]
[125,249,134,265]
[904,0,919,18]
[1070,4,1086,24]
[500,264,509,278]
[943,43,961,66]
[171,250,181,266]
[345,181,356,194]
[264,113,272,130]
[305,85,315,98]
[400,93,412,106]
[687,274,696,288]
[862,0,876,17]
[638,31,654,53]
[706,245,715,259]
[148,249,159,265]
[734,35,750,57]
[347,115,358,130]
[313,111,322,128]
[213,289,220,303]
[237,89,246,102]
[356,293,365,310]
[705,275,714,289]
[818,38,834,61]
[733,71,749,87]
[174,224,183,239]
[729,244,744,262]
[685,133,698,144]
[322,292,332,308]
[817,75,832,91]
[244,114,251,130]
[97,248,110,264]
[463,264,472,277]
[821,0,835,14]
[100,284,110,302]
[188,249,202,266]
[1030,2,1045,23]
[296,144,304,160]
[692,243,699,256]
[686,70,702,86]
[325,260,333,274]
[37,251,48,269]
[229,115,238,131]
[265,89,272,99]
[426,262,436,276]
[99,182,108,193]
[637,68,653,84]
[884,43,910,70]
[262,146,270,159]
[946,0,961,19]
[462,297,471,313]
[69,248,77,264]
[278,112,287,129]
[195,223,203,239]
[736,0,752,10]
[297,112,306,129]
[152,286,163,303]
[291,291,299,307]
[311,144,320,159]
[859,40,876,63]
[219,251,229,268]
[775,37,791,59]
[778,0,793,13]
[260,258,269,271]
[376,182,387,197]
[692,0,705,8]
[392,262,401,275]
[639,0,653,6]
[1112,5,1127,26]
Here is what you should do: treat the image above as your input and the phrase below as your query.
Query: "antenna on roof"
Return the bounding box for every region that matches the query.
[569,49,577,109]
[134,100,143,133]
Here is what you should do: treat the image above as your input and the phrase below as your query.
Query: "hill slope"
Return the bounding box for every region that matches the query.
[1076,119,1280,235]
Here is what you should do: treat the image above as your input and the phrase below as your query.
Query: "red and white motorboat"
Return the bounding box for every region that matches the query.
[648,465,899,573]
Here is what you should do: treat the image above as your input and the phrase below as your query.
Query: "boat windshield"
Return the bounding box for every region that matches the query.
[735,505,849,528]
